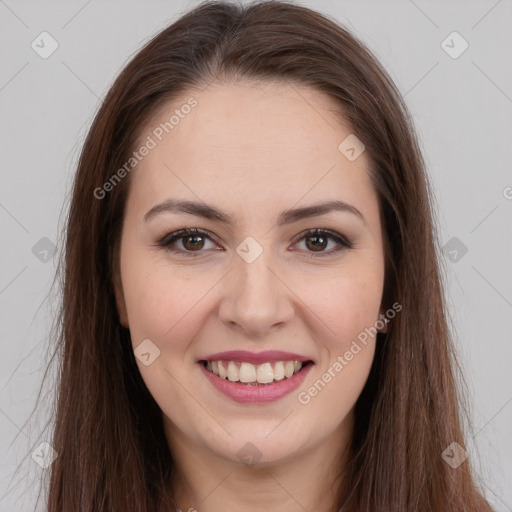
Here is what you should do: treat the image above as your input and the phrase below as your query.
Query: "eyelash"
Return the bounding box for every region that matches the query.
[157,227,352,258]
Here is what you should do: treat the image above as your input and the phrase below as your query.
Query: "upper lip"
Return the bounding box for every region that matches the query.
[200,350,312,365]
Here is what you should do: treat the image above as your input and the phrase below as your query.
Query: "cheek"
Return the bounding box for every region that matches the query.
[309,340,376,427]
[295,264,383,342]
[297,289,377,427]
[294,264,381,405]
[121,265,212,425]
[121,256,208,351]
[122,249,383,357]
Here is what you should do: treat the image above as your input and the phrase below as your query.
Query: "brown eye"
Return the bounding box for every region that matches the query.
[159,228,218,257]
[305,233,329,252]
[182,234,206,251]
[294,229,352,257]
[158,227,352,258]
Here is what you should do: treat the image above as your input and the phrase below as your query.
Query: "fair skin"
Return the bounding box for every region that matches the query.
[113,79,387,512]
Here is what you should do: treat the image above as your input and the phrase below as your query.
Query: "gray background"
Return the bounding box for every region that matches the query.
[0,0,511,510]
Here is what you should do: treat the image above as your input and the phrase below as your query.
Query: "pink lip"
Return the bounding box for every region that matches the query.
[201,350,312,365]
[199,361,313,403]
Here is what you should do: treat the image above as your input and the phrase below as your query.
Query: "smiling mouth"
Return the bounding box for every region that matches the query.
[201,359,313,385]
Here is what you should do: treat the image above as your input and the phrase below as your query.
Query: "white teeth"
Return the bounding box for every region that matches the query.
[273,361,285,380]
[239,362,257,383]
[256,362,274,384]
[218,361,227,379]
[284,361,295,378]
[227,361,238,382]
[205,359,306,384]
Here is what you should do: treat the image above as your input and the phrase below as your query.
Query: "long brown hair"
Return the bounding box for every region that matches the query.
[38,1,494,510]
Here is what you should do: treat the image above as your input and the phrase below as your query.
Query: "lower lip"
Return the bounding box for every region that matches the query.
[199,362,313,403]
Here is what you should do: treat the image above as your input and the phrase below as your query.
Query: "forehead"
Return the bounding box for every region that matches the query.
[126,79,378,227]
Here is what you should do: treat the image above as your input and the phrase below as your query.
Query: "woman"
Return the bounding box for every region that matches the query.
[42,0,494,510]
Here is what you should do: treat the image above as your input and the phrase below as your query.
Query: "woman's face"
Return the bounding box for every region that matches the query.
[113,80,386,467]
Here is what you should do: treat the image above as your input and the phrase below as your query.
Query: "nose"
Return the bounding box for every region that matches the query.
[218,249,295,337]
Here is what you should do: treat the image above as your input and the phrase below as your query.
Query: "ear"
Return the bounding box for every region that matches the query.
[377,308,388,334]
[112,271,129,328]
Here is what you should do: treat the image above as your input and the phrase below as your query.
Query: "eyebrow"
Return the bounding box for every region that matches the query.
[144,198,367,227]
